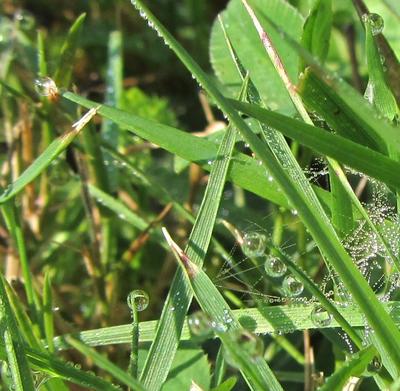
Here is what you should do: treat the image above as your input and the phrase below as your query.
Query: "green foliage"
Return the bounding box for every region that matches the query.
[1,0,400,390]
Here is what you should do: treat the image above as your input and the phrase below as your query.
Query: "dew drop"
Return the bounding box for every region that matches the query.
[282,276,304,296]
[310,305,332,327]
[264,256,287,277]
[188,311,213,338]
[34,77,58,97]
[367,356,382,373]
[127,289,149,312]
[241,231,267,258]
[362,13,384,36]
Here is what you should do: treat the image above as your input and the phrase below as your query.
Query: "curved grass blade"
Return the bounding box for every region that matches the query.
[0,275,35,391]
[228,100,400,190]
[65,336,147,391]
[0,106,98,204]
[319,345,376,391]
[129,0,400,375]
[138,80,246,389]
[53,13,86,88]
[162,228,283,391]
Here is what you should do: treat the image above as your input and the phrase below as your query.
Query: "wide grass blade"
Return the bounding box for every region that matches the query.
[228,100,400,190]
[129,0,400,375]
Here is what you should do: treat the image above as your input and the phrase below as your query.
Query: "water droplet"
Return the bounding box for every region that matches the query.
[362,13,384,36]
[14,9,35,30]
[310,305,332,327]
[264,256,287,277]
[34,77,59,98]
[127,290,149,312]
[282,276,304,296]
[367,357,382,373]
[241,231,267,258]
[188,311,212,338]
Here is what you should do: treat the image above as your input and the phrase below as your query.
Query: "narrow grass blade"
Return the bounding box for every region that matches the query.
[43,271,55,352]
[0,107,98,204]
[53,13,86,88]
[65,336,147,391]
[138,83,244,388]
[319,345,376,391]
[229,100,400,190]
[300,0,332,69]
[0,275,35,391]
[102,30,123,191]
[1,201,40,327]
[298,68,384,152]
[364,21,398,120]
[162,228,283,391]
[63,91,291,209]
[129,0,400,375]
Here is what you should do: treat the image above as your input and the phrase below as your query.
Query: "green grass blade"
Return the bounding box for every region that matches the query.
[53,13,86,88]
[228,100,400,190]
[319,345,376,391]
[43,271,55,352]
[300,0,332,69]
[163,228,283,391]
[364,21,398,120]
[65,336,147,391]
[0,275,35,391]
[138,82,245,388]
[0,107,98,204]
[1,201,40,328]
[62,91,292,209]
[129,0,400,375]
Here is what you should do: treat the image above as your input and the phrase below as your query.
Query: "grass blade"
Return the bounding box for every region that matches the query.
[129,0,400,375]
[163,228,283,391]
[0,107,98,204]
[0,275,35,391]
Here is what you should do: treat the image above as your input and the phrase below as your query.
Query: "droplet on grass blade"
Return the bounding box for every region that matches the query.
[241,231,267,258]
[282,275,304,296]
[362,13,384,36]
[310,305,332,327]
[264,255,287,277]
[127,289,149,312]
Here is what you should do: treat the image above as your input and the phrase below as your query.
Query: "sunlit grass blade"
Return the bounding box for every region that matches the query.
[228,100,400,190]
[52,301,400,350]
[1,201,40,330]
[0,275,35,391]
[364,21,397,120]
[162,228,283,391]
[53,13,86,88]
[0,107,98,204]
[129,0,400,375]
[65,336,147,391]
[63,91,292,209]
[138,81,246,388]
[319,345,376,391]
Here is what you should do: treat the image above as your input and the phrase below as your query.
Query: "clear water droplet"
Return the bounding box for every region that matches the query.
[188,311,212,338]
[282,276,304,296]
[264,256,287,277]
[34,77,58,97]
[127,289,149,312]
[241,231,267,258]
[362,13,384,35]
[310,305,332,327]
